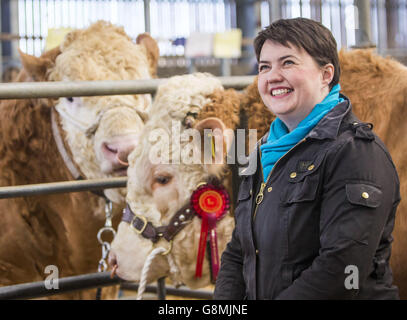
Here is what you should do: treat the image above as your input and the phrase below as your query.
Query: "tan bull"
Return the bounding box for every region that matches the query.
[0,21,158,299]
[109,73,241,291]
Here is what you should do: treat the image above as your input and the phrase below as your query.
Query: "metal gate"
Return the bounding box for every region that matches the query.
[0,75,254,300]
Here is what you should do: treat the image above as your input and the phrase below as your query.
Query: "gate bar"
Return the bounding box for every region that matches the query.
[0,272,121,300]
[0,272,214,300]
[0,177,127,199]
[156,277,166,300]
[0,76,255,100]
[120,283,214,300]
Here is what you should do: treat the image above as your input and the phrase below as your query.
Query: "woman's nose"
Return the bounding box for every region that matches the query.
[266,68,284,83]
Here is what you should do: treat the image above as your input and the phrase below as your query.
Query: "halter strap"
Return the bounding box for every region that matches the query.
[51,107,82,180]
[122,177,225,243]
[51,107,109,200]
[122,203,194,243]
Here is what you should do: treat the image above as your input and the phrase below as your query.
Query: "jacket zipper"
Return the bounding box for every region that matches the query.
[252,138,307,221]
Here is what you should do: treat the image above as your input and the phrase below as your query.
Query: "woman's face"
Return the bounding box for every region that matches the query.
[257,40,333,131]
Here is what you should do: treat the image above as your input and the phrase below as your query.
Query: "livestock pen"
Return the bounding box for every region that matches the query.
[0,75,254,300]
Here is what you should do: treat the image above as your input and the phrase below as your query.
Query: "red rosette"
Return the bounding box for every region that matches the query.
[191,183,230,280]
[190,183,230,220]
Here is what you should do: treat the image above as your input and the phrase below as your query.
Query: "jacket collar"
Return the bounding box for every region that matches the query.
[305,94,351,140]
[259,94,352,146]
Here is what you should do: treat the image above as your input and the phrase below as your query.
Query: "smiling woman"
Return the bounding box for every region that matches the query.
[214,18,401,300]
[257,41,334,131]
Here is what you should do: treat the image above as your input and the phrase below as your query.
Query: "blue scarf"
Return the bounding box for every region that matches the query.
[260,84,344,182]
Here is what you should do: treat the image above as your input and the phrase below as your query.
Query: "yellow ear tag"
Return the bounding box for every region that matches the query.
[207,133,216,159]
[211,136,216,158]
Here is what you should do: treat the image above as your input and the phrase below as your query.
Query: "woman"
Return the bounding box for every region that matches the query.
[214,18,400,300]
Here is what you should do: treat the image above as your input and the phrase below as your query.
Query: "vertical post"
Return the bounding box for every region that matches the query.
[339,0,347,48]
[157,277,166,300]
[354,0,375,48]
[310,0,322,22]
[376,0,387,54]
[221,58,231,77]
[269,0,281,22]
[1,0,14,78]
[0,0,19,78]
[236,0,257,73]
[188,58,197,74]
[144,0,151,34]
[385,0,399,50]
[0,2,2,80]
[10,0,19,61]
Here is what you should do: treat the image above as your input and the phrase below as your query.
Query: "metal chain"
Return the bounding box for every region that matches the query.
[96,200,116,300]
[97,242,111,273]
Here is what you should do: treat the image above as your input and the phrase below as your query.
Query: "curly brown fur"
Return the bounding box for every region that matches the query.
[197,88,241,130]
[0,94,121,299]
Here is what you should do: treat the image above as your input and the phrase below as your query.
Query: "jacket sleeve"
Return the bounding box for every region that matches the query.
[214,224,246,299]
[276,136,400,300]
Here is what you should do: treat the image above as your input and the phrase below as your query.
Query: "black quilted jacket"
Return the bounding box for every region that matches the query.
[214,96,400,300]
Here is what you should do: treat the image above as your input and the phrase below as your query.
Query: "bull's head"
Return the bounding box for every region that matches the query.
[109,73,241,289]
[18,21,159,204]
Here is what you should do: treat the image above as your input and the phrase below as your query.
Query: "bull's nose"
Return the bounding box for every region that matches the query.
[116,149,131,166]
[108,251,119,279]
[101,138,136,171]
[108,251,117,269]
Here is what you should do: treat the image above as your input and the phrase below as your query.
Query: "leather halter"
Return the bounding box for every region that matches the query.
[123,176,224,243]
[122,203,195,243]
[51,107,108,200]
[51,107,82,180]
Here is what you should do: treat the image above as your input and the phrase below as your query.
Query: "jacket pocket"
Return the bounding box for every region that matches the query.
[345,183,382,208]
[280,152,325,204]
[339,182,382,245]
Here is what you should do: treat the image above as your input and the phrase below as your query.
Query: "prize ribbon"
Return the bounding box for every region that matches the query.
[191,183,230,281]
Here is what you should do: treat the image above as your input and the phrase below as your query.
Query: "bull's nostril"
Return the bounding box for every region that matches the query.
[116,151,129,166]
[108,253,119,279]
[110,264,118,279]
[108,252,117,268]
[104,143,118,154]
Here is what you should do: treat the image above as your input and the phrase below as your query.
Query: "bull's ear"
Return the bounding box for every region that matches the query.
[193,117,234,166]
[136,33,159,77]
[18,46,60,81]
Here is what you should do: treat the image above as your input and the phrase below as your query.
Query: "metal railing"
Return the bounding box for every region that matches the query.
[0,75,248,299]
[0,272,213,300]
[0,177,127,199]
[0,76,255,99]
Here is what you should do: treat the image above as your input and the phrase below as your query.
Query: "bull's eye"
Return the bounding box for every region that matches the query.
[154,175,172,185]
[66,97,74,102]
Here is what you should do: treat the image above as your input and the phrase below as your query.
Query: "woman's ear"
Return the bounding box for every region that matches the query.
[322,63,334,87]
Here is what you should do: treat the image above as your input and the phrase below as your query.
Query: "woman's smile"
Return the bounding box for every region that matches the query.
[270,86,294,98]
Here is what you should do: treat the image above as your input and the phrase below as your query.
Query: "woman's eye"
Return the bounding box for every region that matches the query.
[258,65,269,72]
[283,60,294,66]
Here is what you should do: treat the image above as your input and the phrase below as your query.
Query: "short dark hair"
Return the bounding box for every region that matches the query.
[254,18,340,89]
